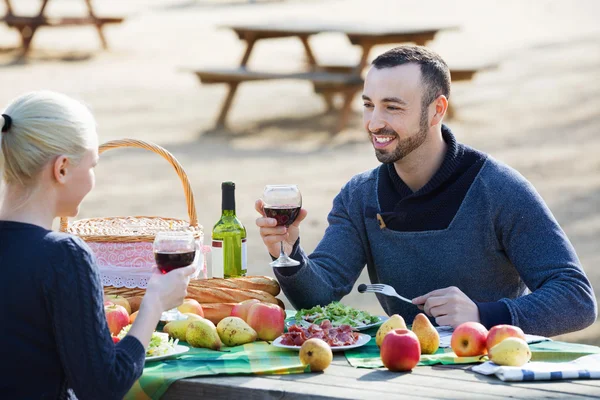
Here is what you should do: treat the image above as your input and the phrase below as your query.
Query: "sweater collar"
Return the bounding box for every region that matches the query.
[387,124,462,198]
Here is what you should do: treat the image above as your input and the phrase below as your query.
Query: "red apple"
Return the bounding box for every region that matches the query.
[230,299,261,322]
[451,322,488,357]
[380,329,421,372]
[177,298,205,317]
[104,295,131,315]
[246,302,285,341]
[486,324,526,352]
[105,304,130,336]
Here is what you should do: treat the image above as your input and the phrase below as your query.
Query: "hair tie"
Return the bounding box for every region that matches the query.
[1,114,12,133]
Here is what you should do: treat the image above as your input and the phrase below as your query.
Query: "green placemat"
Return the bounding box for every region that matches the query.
[345,336,483,368]
[125,341,308,400]
[345,337,600,369]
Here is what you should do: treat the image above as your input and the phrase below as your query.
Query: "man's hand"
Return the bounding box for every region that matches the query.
[255,199,308,258]
[412,286,480,328]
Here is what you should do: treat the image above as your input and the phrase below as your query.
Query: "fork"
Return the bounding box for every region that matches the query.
[358,283,414,305]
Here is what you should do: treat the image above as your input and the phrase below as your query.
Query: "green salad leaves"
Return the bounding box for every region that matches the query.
[294,301,379,328]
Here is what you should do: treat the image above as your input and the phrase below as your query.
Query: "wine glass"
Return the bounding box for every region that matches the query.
[262,185,302,268]
[153,231,196,320]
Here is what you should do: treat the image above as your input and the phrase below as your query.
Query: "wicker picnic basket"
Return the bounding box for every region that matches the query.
[59,139,205,298]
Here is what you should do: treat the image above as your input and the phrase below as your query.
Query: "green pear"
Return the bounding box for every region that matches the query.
[183,313,203,321]
[489,337,531,367]
[164,318,196,342]
[217,316,258,347]
[411,313,439,354]
[376,314,407,347]
[186,319,222,350]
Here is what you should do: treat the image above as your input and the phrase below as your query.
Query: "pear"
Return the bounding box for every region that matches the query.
[183,313,203,321]
[164,318,195,342]
[299,338,333,372]
[186,319,222,350]
[411,313,439,354]
[216,316,258,347]
[489,337,531,367]
[376,314,407,347]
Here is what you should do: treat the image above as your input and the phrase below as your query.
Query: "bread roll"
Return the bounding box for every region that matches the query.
[186,286,278,304]
[189,276,280,296]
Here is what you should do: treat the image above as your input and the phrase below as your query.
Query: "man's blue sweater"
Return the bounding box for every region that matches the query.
[275,127,597,336]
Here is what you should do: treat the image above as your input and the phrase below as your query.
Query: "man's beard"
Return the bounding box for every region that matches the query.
[372,106,429,164]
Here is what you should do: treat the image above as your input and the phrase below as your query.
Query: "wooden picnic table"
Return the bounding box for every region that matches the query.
[193,22,492,133]
[161,352,600,399]
[1,0,124,56]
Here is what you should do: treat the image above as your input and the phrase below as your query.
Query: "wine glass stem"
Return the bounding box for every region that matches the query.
[279,241,286,258]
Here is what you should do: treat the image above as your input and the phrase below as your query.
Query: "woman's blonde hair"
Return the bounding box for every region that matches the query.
[0,91,97,187]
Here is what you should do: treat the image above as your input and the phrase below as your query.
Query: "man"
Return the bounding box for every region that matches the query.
[255,45,597,336]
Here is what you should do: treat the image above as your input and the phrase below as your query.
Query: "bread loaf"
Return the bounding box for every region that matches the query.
[189,276,280,296]
[200,302,285,325]
[186,286,278,304]
[201,303,236,325]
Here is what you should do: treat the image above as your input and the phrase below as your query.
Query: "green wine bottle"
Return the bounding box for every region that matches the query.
[211,182,247,278]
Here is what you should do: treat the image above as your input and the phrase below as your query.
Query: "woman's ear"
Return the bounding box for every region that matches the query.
[430,95,448,126]
[53,156,69,184]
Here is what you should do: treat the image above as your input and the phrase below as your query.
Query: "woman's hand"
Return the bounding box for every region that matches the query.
[144,265,196,312]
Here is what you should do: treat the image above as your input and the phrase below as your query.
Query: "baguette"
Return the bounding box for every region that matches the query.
[201,303,236,325]
[201,301,285,325]
[186,286,278,304]
[189,276,280,296]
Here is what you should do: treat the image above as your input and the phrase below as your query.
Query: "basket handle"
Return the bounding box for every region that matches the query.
[59,139,198,231]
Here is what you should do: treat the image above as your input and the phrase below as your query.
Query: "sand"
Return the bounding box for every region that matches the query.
[1,0,599,344]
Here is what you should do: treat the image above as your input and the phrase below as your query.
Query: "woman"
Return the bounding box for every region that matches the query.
[0,91,194,399]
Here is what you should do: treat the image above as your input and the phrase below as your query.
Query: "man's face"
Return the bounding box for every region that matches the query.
[362,63,430,164]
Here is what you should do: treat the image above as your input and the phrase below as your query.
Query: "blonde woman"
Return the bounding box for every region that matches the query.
[0,91,195,399]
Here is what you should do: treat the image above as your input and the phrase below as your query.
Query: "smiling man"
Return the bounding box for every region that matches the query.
[255,45,597,337]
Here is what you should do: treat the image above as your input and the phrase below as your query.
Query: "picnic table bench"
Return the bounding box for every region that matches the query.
[193,22,494,133]
[1,0,124,56]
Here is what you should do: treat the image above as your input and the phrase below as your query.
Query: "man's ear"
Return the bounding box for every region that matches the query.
[53,156,69,184]
[430,95,448,126]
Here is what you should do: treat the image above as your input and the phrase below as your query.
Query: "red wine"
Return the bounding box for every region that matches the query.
[264,206,301,227]
[154,251,195,274]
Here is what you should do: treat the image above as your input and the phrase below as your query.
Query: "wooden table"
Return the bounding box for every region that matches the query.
[1,0,124,56]
[193,22,490,133]
[161,352,600,399]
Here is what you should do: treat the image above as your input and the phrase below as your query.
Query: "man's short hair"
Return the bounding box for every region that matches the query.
[371,45,451,109]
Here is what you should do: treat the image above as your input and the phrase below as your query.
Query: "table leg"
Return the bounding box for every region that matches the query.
[299,35,317,67]
[3,0,14,14]
[356,42,374,73]
[333,87,360,134]
[298,35,337,111]
[446,103,455,120]
[239,35,257,67]
[18,26,36,56]
[38,0,50,15]
[84,0,108,49]
[5,0,47,55]
[216,82,239,128]
[213,37,258,128]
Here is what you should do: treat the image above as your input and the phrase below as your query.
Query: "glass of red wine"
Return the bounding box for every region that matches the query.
[262,184,302,268]
[153,231,196,320]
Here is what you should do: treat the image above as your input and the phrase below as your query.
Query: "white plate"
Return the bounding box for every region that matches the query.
[271,333,371,352]
[285,316,388,332]
[145,344,190,363]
